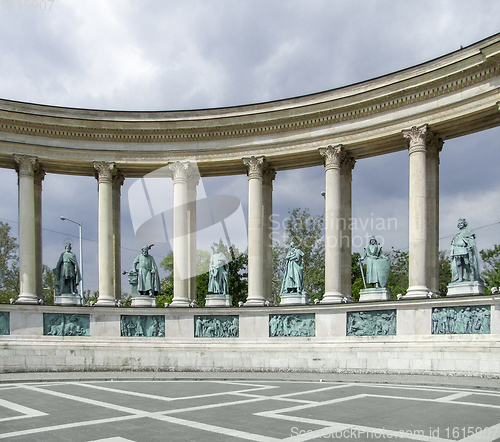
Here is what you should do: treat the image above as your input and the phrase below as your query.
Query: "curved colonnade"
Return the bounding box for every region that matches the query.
[1,34,500,307]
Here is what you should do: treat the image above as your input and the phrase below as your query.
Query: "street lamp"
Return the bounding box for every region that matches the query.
[60,216,84,303]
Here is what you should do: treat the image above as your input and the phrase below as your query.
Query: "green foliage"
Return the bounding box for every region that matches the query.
[351,252,363,302]
[84,290,99,306]
[41,264,55,306]
[386,249,409,300]
[0,221,19,304]
[438,251,452,296]
[480,244,500,293]
[273,208,325,303]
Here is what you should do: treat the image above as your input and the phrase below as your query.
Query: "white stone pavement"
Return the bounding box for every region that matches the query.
[0,373,499,441]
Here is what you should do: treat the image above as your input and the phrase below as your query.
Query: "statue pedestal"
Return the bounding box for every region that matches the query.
[54,294,82,306]
[280,292,309,306]
[131,296,157,308]
[359,288,390,302]
[447,281,485,297]
[205,294,232,307]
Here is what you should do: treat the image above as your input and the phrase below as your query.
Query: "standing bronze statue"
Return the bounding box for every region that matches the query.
[450,218,481,283]
[132,244,161,297]
[54,242,81,296]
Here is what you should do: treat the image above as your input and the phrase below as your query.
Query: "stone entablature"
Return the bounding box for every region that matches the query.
[1,35,500,176]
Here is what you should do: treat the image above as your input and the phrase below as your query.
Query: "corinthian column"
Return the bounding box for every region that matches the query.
[15,155,39,304]
[243,156,265,306]
[427,134,443,297]
[113,172,124,302]
[34,168,45,299]
[187,168,200,304]
[340,151,355,301]
[169,161,191,307]
[262,165,276,303]
[319,145,344,304]
[94,161,117,306]
[403,124,430,299]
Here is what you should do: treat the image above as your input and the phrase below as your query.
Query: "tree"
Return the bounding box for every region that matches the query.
[0,221,19,303]
[385,249,409,300]
[438,251,452,296]
[41,264,56,305]
[480,244,500,293]
[351,252,363,302]
[272,208,325,303]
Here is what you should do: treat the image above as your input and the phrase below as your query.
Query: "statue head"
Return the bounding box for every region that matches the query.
[369,236,377,245]
[64,242,72,251]
[141,245,150,255]
[457,218,467,229]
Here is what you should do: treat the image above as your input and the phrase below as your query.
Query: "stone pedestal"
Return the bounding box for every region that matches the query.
[131,296,157,308]
[359,288,390,302]
[205,294,232,307]
[54,295,82,307]
[447,282,485,297]
[280,292,309,306]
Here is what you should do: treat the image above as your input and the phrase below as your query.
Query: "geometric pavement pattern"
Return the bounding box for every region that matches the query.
[0,380,499,441]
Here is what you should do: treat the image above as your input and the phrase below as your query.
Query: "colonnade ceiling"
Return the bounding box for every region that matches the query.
[1,34,500,177]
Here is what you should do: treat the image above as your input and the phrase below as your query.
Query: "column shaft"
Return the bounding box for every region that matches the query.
[427,135,443,296]
[403,125,430,299]
[320,146,344,303]
[187,171,199,304]
[15,155,38,304]
[340,153,355,300]
[243,156,265,306]
[169,161,190,307]
[94,162,116,306]
[113,173,124,302]
[262,166,275,303]
[34,168,45,299]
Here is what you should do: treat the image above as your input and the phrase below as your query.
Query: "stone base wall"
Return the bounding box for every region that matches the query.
[1,296,499,376]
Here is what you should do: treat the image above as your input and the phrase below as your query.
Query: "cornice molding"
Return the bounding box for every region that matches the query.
[0,52,498,144]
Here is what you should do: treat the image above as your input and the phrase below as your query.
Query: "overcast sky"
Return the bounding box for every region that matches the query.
[1,0,500,294]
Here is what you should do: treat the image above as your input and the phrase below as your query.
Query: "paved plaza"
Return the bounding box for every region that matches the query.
[0,374,499,442]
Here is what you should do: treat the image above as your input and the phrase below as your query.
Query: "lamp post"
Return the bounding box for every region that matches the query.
[60,216,83,303]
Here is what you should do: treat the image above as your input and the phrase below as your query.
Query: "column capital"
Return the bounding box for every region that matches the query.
[340,150,356,175]
[319,145,343,171]
[402,124,430,154]
[187,167,201,187]
[426,133,444,160]
[94,161,117,184]
[34,167,46,185]
[262,164,276,186]
[243,156,265,180]
[169,161,190,184]
[14,155,38,178]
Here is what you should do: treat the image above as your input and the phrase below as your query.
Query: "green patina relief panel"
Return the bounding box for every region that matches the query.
[44,313,90,336]
[121,315,165,337]
[194,315,239,338]
[269,313,315,337]
[347,310,396,336]
[0,312,9,335]
[432,306,490,334]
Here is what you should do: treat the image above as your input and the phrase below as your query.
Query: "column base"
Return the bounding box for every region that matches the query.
[244,297,266,307]
[320,292,352,304]
[169,299,191,308]
[131,296,157,308]
[205,294,232,307]
[15,293,38,305]
[54,295,82,306]
[359,288,390,302]
[404,285,431,299]
[95,297,116,307]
